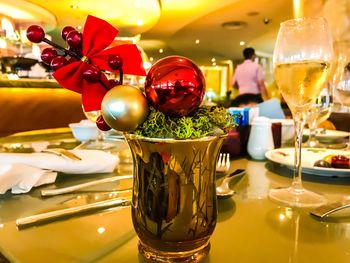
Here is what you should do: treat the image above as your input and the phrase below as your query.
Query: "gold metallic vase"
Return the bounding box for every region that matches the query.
[125,134,225,262]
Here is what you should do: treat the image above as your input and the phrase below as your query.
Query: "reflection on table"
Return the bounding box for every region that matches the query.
[0,128,349,263]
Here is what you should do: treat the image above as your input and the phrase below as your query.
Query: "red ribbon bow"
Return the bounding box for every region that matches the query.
[53,15,146,112]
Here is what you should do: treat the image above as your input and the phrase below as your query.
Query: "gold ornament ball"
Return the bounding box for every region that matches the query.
[101,85,149,132]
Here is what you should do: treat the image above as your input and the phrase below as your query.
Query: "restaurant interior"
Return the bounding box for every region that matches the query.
[0,0,349,262]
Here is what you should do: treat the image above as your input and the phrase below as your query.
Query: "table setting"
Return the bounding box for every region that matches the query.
[0,14,350,263]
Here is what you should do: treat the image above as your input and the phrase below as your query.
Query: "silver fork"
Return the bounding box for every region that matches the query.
[216,153,230,173]
[41,148,81,161]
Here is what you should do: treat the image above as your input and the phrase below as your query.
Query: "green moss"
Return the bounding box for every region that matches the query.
[134,106,235,139]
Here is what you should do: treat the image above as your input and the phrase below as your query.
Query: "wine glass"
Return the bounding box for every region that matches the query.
[304,83,333,148]
[334,62,350,149]
[331,40,350,149]
[81,107,111,150]
[269,17,333,207]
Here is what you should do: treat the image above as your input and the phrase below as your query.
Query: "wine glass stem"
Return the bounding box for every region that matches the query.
[292,112,306,192]
[308,116,318,146]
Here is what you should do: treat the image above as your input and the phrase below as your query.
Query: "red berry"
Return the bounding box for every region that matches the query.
[41,48,57,64]
[50,56,68,71]
[26,25,45,43]
[96,115,111,131]
[66,30,82,48]
[108,55,123,70]
[61,26,76,41]
[82,64,101,82]
[108,79,120,88]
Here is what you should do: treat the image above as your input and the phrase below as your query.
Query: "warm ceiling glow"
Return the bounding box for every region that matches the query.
[195,39,200,44]
[72,0,160,28]
[293,0,304,19]
[240,41,245,46]
[0,4,36,20]
[0,0,56,31]
[159,48,163,53]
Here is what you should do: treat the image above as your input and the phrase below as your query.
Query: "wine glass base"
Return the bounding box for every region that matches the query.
[269,187,327,208]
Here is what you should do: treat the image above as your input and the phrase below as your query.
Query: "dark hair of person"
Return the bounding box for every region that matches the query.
[231,93,263,107]
[243,47,255,59]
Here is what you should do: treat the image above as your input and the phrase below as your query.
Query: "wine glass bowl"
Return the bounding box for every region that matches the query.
[269,17,333,207]
[81,108,112,149]
[304,84,333,148]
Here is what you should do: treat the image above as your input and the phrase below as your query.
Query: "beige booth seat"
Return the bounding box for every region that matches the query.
[0,86,86,137]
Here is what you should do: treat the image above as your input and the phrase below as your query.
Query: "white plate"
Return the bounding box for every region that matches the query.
[265,148,350,177]
[303,129,349,142]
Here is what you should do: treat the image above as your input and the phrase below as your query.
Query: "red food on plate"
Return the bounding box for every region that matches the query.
[331,155,350,169]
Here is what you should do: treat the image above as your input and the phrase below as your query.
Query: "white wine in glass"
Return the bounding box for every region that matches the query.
[269,17,333,208]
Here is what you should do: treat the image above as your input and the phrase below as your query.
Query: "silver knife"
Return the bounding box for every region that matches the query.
[41,175,133,196]
[16,197,131,228]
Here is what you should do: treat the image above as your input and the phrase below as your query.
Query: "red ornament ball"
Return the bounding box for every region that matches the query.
[144,56,205,117]
[96,115,111,131]
[26,25,45,43]
[41,48,57,65]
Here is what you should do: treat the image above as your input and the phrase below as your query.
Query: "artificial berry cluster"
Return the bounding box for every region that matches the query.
[26,25,123,88]
[25,24,132,131]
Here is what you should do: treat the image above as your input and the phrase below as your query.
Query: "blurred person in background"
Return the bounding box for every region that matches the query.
[233,47,269,101]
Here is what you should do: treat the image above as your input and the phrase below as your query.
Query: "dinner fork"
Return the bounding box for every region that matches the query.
[216,153,230,173]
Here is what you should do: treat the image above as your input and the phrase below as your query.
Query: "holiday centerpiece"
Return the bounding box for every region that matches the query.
[27,16,234,263]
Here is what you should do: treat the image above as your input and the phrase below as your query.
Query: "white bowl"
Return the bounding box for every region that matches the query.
[271,119,295,143]
[69,120,98,142]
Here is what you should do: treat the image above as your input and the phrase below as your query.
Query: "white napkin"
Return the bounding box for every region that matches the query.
[0,164,57,194]
[0,150,119,194]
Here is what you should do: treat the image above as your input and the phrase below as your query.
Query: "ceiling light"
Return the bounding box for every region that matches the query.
[195,39,200,44]
[143,61,152,70]
[212,62,216,66]
[222,21,247,30]
[240,41,245,46]
[137,19,144,26]
[70,4,79,9]
[149,57,154,62]
[0,0,56,31]
[159,49,163,53]
[77,25,82,30]
[97,227,106,234]
[135,0,142,8]
[211,58,216,62]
